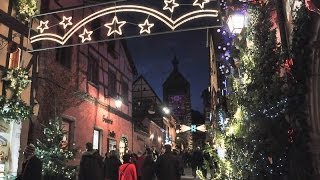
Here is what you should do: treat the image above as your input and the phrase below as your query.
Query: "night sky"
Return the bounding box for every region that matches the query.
[127,29,209,112]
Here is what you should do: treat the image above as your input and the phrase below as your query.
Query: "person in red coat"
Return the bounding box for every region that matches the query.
[118,154,137,180]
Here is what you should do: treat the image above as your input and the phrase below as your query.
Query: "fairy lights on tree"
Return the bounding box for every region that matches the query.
[200,1,313,179]
[36,117,77,179]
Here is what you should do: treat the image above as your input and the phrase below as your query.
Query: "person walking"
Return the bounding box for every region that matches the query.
[135,151,145,180]
[156,144,180,180]
[141,148,156,180]
[78,142,104,180]
[191,147,204,178]
[118,154,137,180]
[104,150,122,180]
[16,144,42,180]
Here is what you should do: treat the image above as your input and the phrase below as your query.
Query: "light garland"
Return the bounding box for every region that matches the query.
[0,96,32,124]
[59,16,73,29]
[0,68,32,124]
[36,20,49,33]
[2,67,31,96]
[138,19,154,34]
[104,16,126,36]
[193,0,210,9]
[36,117,77,179]
[79,28,93,43]
[30,5,219,45]
[14,0,38,21]
[163,0,179,13]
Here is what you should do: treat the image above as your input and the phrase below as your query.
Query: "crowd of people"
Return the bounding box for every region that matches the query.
[78,143,216,180]
[15,142,215,180]
[78,142,183,180]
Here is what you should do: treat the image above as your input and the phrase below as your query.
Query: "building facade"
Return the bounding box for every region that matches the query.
[132,75,176,152]
[32,0,137,163]
[163,56,192,149]
[0,0,36,177]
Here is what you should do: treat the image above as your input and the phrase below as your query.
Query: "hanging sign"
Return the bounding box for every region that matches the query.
[29,0,222,51]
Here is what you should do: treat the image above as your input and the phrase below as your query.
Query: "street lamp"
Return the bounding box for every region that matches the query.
[115,96,122,109]
[227,13,246,34]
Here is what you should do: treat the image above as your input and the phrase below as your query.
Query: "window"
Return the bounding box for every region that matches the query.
[87,55,99,85]
[56,47,71,68]
[121,82,128,104]
[108,71,117,97]
[93,129,101,152]
[107,41,118,59]
[91,19,101,41]
[61,119,74,150]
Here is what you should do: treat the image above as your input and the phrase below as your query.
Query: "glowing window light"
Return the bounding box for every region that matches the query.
[163,0,179,13]
[138,19,154,34]
[227,13,246,34]
[193,0,210,9]
[79,28,93,43]
[30,5,218,44]
[36,20,49,33]
[104,16,126,36]
[59,16,73,29]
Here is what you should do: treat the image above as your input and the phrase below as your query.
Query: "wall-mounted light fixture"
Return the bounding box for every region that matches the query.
[115,96,122,109]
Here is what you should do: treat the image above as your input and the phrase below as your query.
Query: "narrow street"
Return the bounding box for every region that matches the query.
[181,168,197,179]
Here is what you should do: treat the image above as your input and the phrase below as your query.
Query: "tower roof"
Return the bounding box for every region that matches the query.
[163,56,190,89]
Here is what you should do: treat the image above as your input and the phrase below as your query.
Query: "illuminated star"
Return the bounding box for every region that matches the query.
[138,19,154,34]
[37,20,49,33]
[104,16,126,36]
[59,16,73,29]
[79,28,93,43]
[193,0,210,9]
[163,0,179,13]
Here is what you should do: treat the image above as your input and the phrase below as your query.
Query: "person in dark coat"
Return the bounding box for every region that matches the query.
[104,150,122,180]
[191,147,204,178]
[79,142,104,180]
[16,143,42,180]
[156,144,180,180]
[172,149,183,179]
[141,148,156,180]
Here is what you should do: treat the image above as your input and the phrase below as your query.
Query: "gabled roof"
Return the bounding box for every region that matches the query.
[133,75,162,103]
[121,40,138,75]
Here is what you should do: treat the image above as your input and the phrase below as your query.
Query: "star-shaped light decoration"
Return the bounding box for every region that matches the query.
[193,0,210,9]
[163,0,179,13]
[138,19,154,34]
[104,16,126,36]
[37,20,49,33]
[59,16,73,29]
[79,28,93,43]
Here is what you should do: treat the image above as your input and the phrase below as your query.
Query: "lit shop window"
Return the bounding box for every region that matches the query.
[93,129,101,152]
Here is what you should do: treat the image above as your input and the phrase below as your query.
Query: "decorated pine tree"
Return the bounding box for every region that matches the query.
[36,117,77,179]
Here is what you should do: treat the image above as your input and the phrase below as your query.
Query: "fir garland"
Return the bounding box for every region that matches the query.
[13,0,38,21]
[0,95,32,124]
[0,68,32,123]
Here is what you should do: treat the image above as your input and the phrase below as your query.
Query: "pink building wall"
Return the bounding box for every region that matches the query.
[36,0,136,163]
